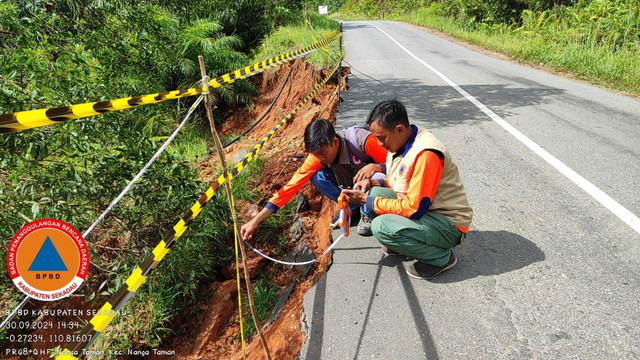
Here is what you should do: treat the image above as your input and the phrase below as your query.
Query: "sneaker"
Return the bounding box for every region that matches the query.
[357,214,372,236]
[406,253,457,279]
[381,245,401,256]
[332,208,361,229]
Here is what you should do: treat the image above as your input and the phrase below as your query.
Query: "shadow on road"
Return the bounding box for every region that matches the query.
[333,230,544,281]
[336,71,565,130]
[431,230,545,283]
[302,230,542,359]
[342,23,376,30]
[302,21,552,359]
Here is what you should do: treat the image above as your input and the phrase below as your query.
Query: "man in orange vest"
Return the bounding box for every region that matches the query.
[241,119,388,241]
[343,100,473,279]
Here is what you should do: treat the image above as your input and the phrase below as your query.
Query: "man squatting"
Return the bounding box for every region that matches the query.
[242,99,472,279]
[241,118,388,240]
[343,99,473,279]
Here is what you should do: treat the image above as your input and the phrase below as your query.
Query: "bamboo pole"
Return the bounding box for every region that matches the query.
[198,55,272,360]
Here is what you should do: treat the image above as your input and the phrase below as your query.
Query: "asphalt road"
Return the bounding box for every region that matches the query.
[299,21,640,359]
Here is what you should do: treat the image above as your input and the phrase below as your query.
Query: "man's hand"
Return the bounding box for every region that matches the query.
[353,179,371,192]
[240,221,258,240]
[240,207,274,240]
[341,189,368,204]
[353,163,382,183]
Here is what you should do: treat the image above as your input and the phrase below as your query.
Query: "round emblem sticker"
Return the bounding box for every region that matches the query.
[352,155,361,164]
[7,219,89,301]
[398,164,406,177]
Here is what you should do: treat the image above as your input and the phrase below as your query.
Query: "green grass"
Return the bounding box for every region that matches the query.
[170,13,342,166]
[219,130,244,148]
[332,12,370,21]
[6,10,332,353]
[338,5,640,97]
[0,5,330,357]
[253,13,342,67]
[241,272,279,339]
[169,122,212,165]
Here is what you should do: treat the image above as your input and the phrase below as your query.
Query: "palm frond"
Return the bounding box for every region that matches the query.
[177,57,197,77]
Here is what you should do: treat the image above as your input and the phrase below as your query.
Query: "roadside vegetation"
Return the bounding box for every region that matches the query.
[255,11,341,67]
[336,0,640,96]
[0,0,338,352]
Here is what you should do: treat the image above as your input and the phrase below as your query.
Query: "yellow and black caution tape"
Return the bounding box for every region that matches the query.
[306,18,331,55]
[54,58,342,359]
[0,33,340,134]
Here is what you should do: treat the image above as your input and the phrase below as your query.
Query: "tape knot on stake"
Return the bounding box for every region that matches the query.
[201,75,211,94]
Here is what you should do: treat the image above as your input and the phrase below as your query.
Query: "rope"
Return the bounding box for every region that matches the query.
[82,94,204,237]
[256,140,304,205]
[246,53,350,266]
[53,56,342,360]
[255,56,343,205]
[244,233,345,266]
[0,94,205,333]
[198,55,263,359]
[232,199,247,358]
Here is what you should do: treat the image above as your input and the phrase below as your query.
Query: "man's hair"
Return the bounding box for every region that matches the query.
[304,118,336,153]
[366,99,409,129]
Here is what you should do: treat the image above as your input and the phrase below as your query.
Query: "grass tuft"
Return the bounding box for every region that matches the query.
[241,272,279,339]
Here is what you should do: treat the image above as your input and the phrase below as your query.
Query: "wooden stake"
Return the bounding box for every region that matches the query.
[198,55,272,360]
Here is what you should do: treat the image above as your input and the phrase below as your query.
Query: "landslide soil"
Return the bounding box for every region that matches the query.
[154,59,349,360]
[0,59,347,360]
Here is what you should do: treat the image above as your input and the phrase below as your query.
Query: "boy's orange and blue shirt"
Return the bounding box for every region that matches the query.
[266,135,388,212]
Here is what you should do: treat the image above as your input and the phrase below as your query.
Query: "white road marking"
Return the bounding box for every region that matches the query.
[371,23,640,235]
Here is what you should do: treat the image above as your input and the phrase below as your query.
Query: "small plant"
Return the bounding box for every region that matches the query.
[241,272,279,339]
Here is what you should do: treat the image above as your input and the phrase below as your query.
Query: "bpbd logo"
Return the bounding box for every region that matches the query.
[398,164,406,177]
[7,219,89,301]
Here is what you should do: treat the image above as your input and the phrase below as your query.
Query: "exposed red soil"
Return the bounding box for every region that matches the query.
[215,198,336,360]
[155,59,348,360]
[199,59,345,183]
[0,59,347,360]
[188,279,239,357]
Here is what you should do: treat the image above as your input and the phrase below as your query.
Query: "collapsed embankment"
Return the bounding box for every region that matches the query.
[153,59,348,359]
[0,58,346,360]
